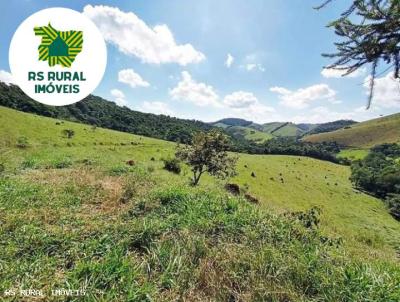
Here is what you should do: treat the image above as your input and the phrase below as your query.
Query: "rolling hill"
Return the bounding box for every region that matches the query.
[0,82,213,144]
[303,113,400,148]
[221,126,273,143]
[213,119,313,140]
[1,106,399,300]
[213,119,355,141]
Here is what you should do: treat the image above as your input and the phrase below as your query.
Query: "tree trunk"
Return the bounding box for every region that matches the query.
[192,170,203,186]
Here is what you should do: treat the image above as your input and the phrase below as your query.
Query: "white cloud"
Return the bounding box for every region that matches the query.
[223,90,275,123]
[271,84,336,109]
[225,53,234,68]
[231,102,276,123]
[139,101,174,115]
[223,91,258,108]
[364,73,400,108]
[83,5,205,65]
[169,71,220,107]
[269,86,291,95]
[321,67,366,78]
[244,63,265,72]
[291,106,383,124]
[110,89,128,107]
[0,70,14,85]
[118,69,150,88]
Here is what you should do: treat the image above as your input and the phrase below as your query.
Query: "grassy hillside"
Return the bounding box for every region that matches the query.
[304,113,400,148]
[261,122,304,137]
[1,106,399,300]
[213,120,312,140]
[223,126,273,143]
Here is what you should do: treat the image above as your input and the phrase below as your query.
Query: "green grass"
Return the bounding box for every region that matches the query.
[337,148,369,161]
[262,122,302,137]
[1,106,399,300]
[225,125,273,143]
[303,112,400,148]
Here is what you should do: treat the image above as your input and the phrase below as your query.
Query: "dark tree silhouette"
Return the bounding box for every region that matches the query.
[317,0,400,108]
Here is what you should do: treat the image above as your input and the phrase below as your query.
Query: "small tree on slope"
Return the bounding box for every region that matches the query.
[176,130,238,186]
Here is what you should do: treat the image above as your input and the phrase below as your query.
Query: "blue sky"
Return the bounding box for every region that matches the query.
[1,0,399,123]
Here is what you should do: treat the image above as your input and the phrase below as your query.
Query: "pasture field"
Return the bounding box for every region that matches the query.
[224,125,273,143]
[1,106,399,301]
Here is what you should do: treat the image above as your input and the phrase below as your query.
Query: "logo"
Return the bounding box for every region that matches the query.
[9,8,107,106]
[34,23,83,67]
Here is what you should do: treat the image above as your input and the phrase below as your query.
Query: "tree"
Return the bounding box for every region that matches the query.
[317,0,400,108]
[176,130,238,186]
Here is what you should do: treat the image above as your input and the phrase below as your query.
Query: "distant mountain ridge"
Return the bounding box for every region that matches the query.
[212,118,357,141]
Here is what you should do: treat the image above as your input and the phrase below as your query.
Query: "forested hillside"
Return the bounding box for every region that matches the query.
[0,82,212,144]
[305,120,357,136]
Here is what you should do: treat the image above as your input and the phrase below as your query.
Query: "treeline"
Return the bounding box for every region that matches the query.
[305,120,357,136]
[230,137,344,164]
[350,143,400,220]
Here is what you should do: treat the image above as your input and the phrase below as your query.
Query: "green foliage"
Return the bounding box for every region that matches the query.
[50,157,73,169]
[306,120,357,135]
[176,130,238,185]
[21,158,39,169]
[214,118,253,127]
[16,136,29,148]
[371,143,400,157]
[162,157,181,174]
[262,137,342,163]
[351,144,400,197]
[108,165,130,176]
[350,143,400,219]
[386,194,400,221]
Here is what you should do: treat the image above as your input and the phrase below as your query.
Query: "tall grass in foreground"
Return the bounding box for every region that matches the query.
[0,170,399,301]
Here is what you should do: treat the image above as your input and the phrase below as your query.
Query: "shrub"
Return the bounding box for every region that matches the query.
[386,194,400,221]
[50,158,72,169]
[0,163,4,174]
[108,165,130,176]
[16,136,29,148]
[62,129,75,139]
[21,158,39,169]
[224,183,241,196]
[81,158,94,166]
[162,158,181,174]
[244,193,259,204]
